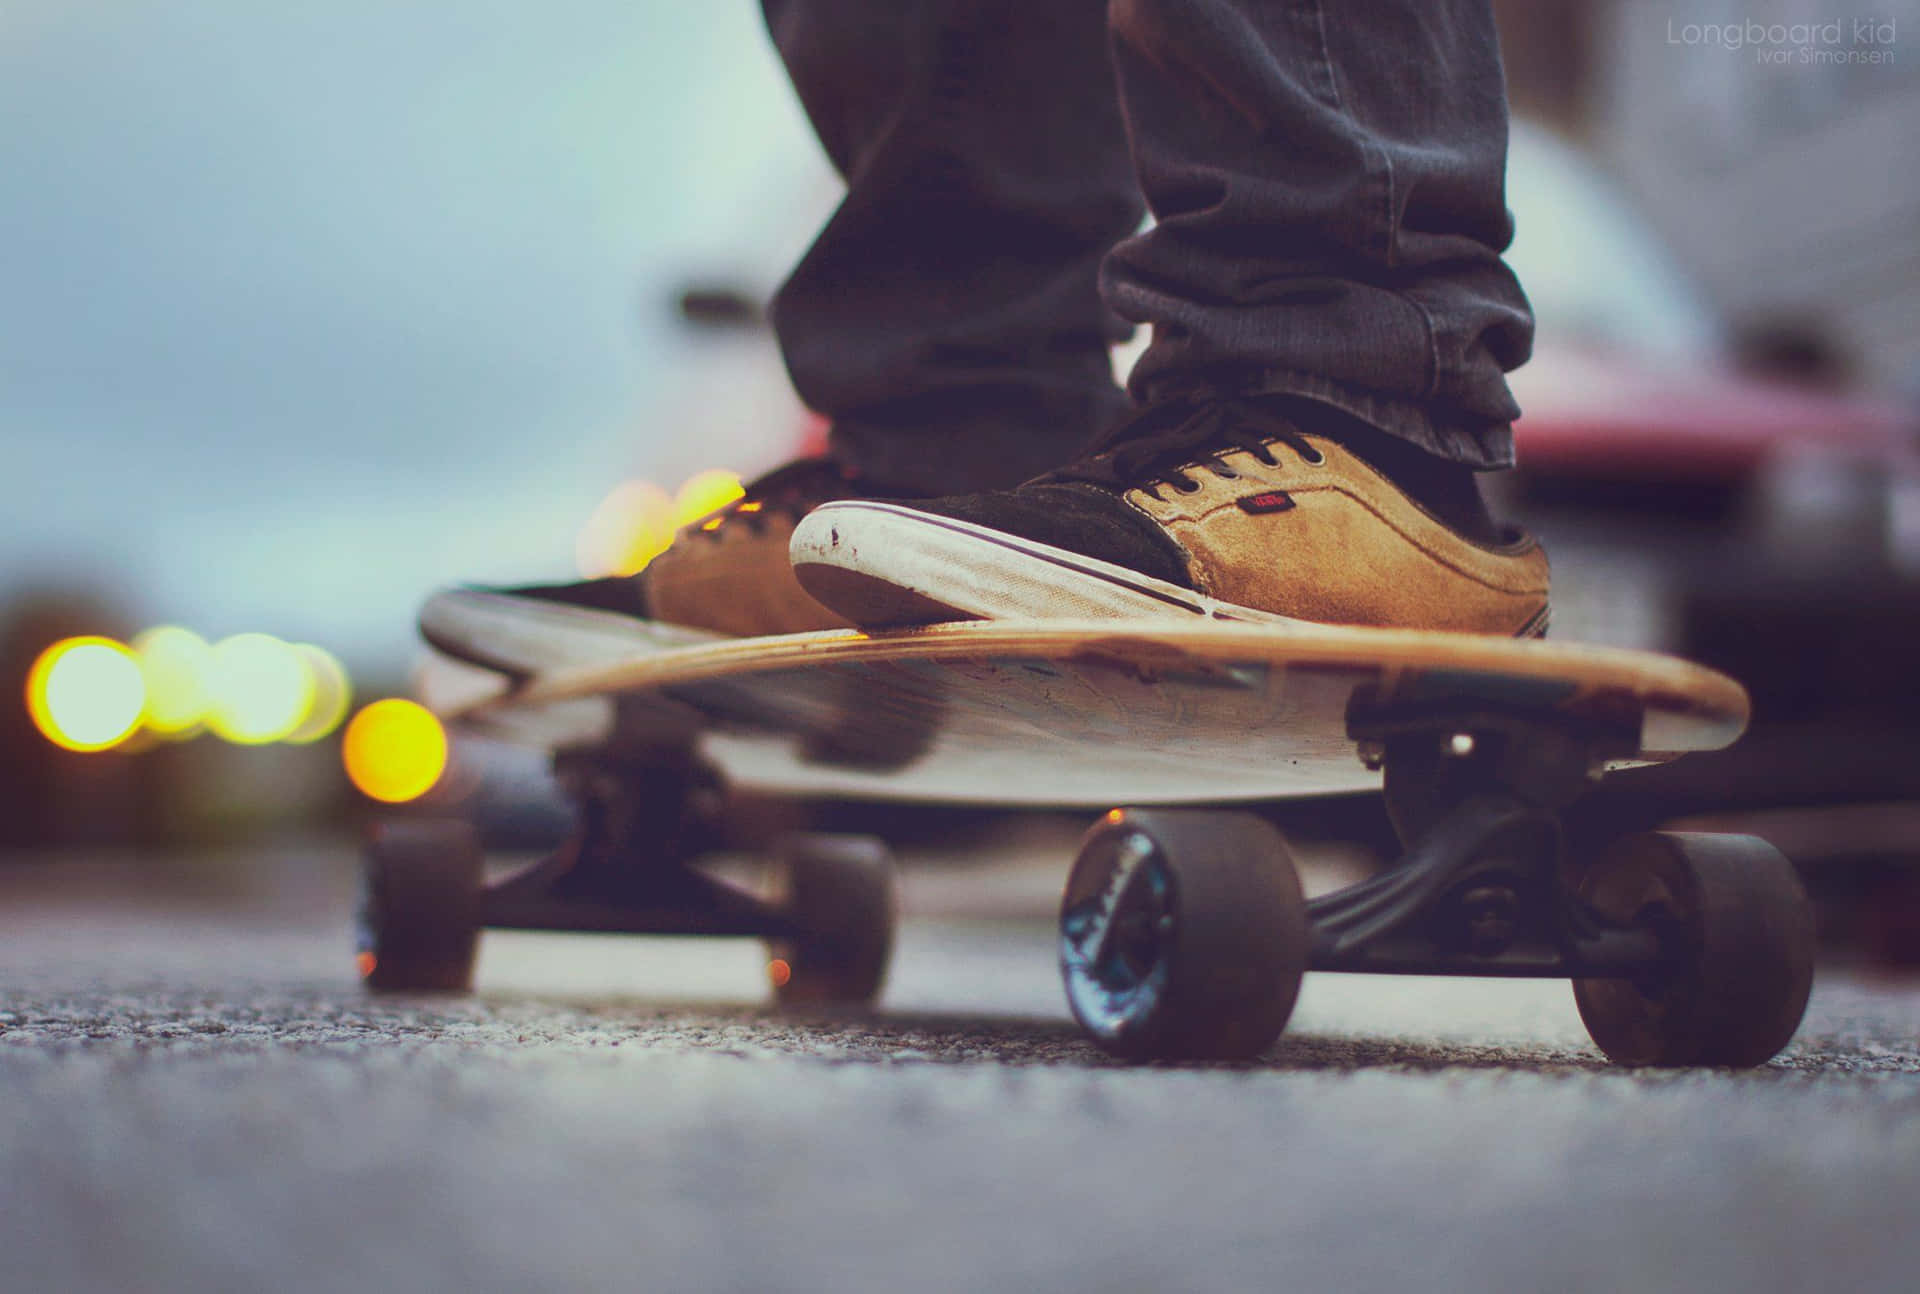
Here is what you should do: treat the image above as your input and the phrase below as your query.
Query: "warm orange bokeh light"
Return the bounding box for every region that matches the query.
[674,469,745,527]
[575,469,746,578]
[576,480,677,578]
[355,951,378,980]
[767,958,793,989]
[342,699,449,803]
[25,637,146,752]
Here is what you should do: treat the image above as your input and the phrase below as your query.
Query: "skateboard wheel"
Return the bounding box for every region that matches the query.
[1059,809,1307,1061]
[356,819,484,993]
[766,834,897,1006]
[1573,831,1815,1067]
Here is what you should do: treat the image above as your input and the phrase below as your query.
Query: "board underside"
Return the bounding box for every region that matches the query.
[422,621,1749,807]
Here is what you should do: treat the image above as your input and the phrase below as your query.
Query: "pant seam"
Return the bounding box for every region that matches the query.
[1306,0,1440,402]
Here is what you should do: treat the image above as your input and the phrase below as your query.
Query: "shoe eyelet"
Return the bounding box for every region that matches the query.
[1175,478,1201,494]
[1300,444,1328,467]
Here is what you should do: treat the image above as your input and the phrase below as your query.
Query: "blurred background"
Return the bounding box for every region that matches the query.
[3,2,1917,956]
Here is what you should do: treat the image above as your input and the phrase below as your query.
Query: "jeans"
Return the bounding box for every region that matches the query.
[762,0,1533,494]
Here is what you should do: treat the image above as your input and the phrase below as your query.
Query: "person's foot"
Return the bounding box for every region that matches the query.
[789,398,1550,636]
[421,458,896,675]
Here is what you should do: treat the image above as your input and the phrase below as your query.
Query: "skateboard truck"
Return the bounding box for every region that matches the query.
[474,745,782,939]
[1309,705,1662,979]
[356,740,897,1004]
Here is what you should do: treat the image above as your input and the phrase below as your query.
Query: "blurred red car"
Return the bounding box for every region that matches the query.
[1495,123,1920,955]
[1500,121,1916,648]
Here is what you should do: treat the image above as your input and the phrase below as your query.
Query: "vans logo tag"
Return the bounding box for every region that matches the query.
[1235,491,1295,515]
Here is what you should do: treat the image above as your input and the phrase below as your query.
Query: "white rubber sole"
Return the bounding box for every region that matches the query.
[789,500,1325,629]
[418,587,720,677]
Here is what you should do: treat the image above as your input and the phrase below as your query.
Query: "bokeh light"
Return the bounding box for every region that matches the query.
[133,625,214,736]
[284,644,352,745]
[342,699,448,803]
[574,470,748,578]
[31,626,360,751]
[205,633,315,745]
[25,637,147,752]
[674,468,745,527]
[576,479,677,578]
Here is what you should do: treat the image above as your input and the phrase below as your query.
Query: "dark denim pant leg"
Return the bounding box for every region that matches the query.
[763,0,1144,494]
[1102,0,1536,468]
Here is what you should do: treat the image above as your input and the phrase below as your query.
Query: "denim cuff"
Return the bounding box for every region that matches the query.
[1138,365,1516,470]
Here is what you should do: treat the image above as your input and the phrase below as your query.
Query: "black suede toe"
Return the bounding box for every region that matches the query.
[912,483,1195,590]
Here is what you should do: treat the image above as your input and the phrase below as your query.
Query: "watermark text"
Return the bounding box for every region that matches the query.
[1667,17,1897,63]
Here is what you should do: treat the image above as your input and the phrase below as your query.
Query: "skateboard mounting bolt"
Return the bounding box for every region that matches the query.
[1446,733,1476,758]
[1357,739,1386,771]
[1461,885,1518,956]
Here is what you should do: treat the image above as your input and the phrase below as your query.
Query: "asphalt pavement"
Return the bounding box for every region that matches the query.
[2,842,1918,1293]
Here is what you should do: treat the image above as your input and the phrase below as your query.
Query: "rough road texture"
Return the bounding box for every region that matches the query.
[3,849,1918,1293]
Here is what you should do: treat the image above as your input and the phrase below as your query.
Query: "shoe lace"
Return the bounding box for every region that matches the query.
[1044,396,1324,501]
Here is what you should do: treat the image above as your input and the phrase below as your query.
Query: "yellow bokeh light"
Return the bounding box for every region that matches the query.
[342,699,448,803]
[284,644,352,745]
[674,468,745,528]
[25,637,147,752]
[575,479,677,579]
[133,625,213,736]
[204,633,315,745]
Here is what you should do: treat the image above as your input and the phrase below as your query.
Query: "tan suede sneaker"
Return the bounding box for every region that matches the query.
[790,399,1549,636]
[420,459,873,675]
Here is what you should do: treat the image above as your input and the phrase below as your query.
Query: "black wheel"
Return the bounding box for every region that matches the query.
[1574,831,1815,1067]
[1059,809,1308,1061]
[766,834,897,1005]
[356,819,484,993]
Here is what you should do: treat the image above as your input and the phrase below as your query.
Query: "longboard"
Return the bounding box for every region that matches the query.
[364,614,1810,1070]
[418,619,1749,805]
